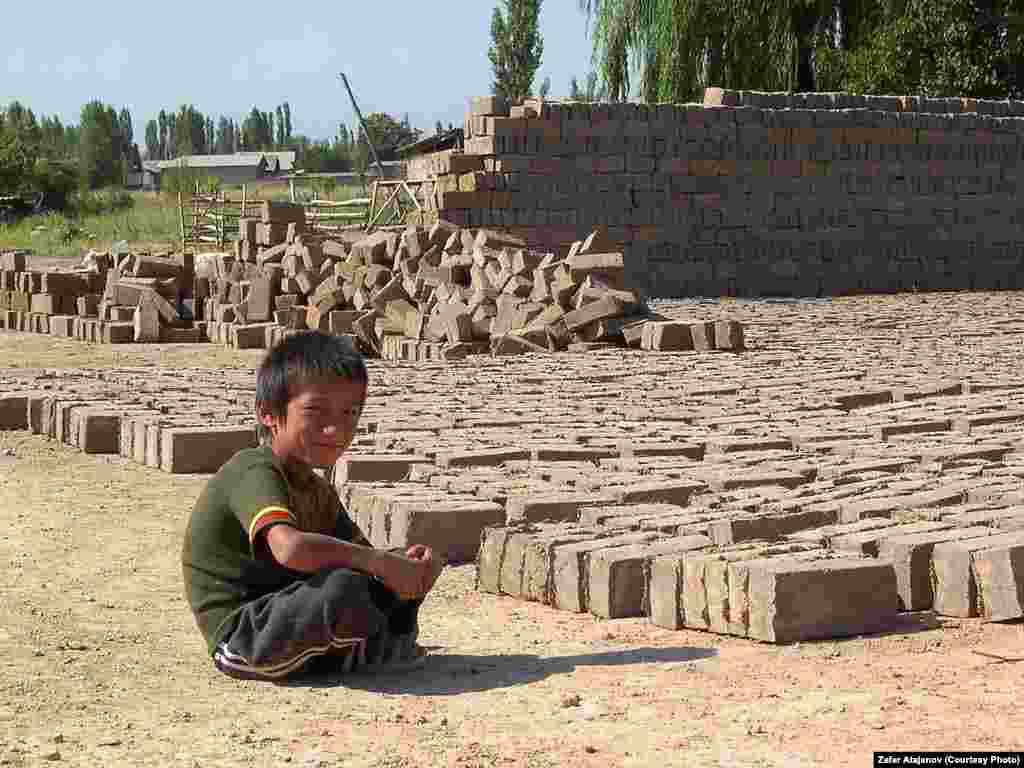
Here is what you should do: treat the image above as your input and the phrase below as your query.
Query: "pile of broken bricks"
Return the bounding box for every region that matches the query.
[201,209,745,358]
[0,248,201,343]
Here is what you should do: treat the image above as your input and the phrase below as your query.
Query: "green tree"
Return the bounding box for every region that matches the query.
[283,102,292,143]
[145,119,159,160]
[837,0,1024,98]
[488,0,544,101]
[78,100,121,188]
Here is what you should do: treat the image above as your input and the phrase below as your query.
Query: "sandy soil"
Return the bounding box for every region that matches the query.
[1,333,1023,768]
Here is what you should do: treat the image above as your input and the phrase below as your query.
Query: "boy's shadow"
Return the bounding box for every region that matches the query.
[281,646,717,695]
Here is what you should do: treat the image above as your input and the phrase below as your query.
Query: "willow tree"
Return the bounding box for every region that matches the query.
[579,0,878,102]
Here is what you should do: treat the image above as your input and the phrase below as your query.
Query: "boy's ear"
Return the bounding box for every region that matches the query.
[256,403,280,430]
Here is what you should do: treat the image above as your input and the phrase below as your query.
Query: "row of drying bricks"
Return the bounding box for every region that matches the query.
[473,499,1024,644]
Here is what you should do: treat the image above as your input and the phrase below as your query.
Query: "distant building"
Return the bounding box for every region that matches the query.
[142,151,297,191]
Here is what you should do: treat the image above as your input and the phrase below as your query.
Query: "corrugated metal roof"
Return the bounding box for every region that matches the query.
[157,154,267,170]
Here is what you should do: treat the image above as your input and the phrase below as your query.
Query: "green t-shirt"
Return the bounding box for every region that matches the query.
[181,446,368,654]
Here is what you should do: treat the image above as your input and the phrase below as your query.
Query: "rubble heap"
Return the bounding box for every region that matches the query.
[205,202,745,358]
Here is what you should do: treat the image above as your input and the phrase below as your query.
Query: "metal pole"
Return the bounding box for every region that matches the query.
[339,72,387,182]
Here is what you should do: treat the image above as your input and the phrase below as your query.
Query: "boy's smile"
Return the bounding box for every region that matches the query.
[260,377,366,469]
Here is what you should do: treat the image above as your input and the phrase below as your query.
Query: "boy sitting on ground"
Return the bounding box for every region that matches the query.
[182,330,443,681]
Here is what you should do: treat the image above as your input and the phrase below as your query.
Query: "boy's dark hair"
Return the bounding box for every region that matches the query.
[255,331,368,444]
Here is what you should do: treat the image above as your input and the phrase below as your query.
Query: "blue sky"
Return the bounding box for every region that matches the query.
[4,1,595,147]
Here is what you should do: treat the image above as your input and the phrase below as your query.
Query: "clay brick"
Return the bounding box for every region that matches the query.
[505,492,618,524]
[552,532,661,613]
[160,425,258,474]
[877,526,993,611]
[746,557,899,642]
[334,454,429,484]
[588,535,711,619]
[932,531,1024,618]
[436,447,530,468]
[389,499,505,565]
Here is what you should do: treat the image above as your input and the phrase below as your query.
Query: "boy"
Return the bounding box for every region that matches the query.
[182,330,443,681]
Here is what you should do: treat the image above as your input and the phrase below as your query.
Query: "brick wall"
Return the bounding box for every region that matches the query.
[405,89,1024,298]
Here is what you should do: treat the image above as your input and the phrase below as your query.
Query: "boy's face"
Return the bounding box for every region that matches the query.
[260,377,366,469]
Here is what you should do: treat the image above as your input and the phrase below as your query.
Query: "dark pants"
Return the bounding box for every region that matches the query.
[213,567,420,681]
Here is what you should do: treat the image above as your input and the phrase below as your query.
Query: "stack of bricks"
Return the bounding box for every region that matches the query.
[0,249,199,343]
[209,214,746,358]
[404,89,1024,298]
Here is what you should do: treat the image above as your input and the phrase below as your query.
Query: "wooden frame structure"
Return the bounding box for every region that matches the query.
[366,179,435,228]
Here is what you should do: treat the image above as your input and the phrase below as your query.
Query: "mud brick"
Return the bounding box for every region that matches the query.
[76,410,122,454]
[388,499,505,564]
[818,458,914,480]
[614,479,706,506]
[746,557,899,643]
[688,322,715,351]
[707,436,793,454]
[29,293,61,315]
[0,252,26,271]
[26,394,46,434]
[877,526,993,611]
[710,506,839,546]
[682,545,767,631]
[159,326,203,343]
[108,306,136,321]
[505,492,618,524]
[530,445,618,462]
[246,276,275,322]
[718,547,828,636]
[261,201,305,225]
[334,455,428,483]
[477,526,514,593]
[552,532,662,613]
[500,526,581,598]
[589,535,712,619]
[972,535,1024,620]
[579,503,690,527]
[953,410,1024,434]
[470,95,510,117]
[713,320,744,350]
[0,394,28,430]
[562,295,624,331]
[706,469,807,492]
[436,447,530,468]
[648,555,687,628]
[74,294,97,317]
[160,425,258,474]
[834,389,894,410]
[873,419,952,440]
[831,521,953,556]
[932,531,1024,617]
[521,528,602,603]
[944,507,1024,530]
[641,321,693,351]
[788,518,899,547]
[617,440,705,461]
[234,323,274,350]
[48,315,74,337]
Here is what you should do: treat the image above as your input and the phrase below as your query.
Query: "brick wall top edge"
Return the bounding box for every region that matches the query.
[465,90,1024,117]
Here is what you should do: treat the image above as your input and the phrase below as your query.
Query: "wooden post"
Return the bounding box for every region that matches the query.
[178,191,186,253]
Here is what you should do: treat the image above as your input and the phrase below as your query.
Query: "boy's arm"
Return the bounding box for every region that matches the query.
[263,524,437,599]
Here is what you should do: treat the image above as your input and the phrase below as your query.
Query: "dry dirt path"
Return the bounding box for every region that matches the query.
[1,430,1023,768]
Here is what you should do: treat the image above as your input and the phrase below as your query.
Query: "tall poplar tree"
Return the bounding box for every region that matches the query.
[488,0,544,101]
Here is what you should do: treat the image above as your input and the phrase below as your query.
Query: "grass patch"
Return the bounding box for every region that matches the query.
[0,184,370,259]
[0,191,180,259]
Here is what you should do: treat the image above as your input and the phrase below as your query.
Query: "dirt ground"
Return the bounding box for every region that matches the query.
[1,332,1023,768]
